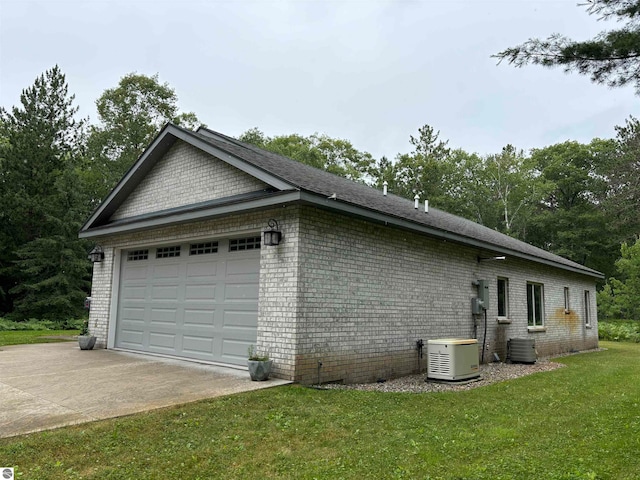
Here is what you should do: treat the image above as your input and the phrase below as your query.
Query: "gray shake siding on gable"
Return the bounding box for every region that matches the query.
[83,126,600,384]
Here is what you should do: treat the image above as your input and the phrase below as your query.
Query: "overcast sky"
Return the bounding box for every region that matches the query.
[1,0,639,160]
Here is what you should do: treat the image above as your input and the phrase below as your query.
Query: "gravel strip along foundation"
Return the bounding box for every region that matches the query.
[319,350,604,393]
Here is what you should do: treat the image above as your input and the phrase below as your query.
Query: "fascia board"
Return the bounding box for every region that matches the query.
[79,191,302,238]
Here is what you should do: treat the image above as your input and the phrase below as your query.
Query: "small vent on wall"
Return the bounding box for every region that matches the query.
[428,350,452,376]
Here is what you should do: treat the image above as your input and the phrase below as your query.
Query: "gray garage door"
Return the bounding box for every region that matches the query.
[115,236,261,366]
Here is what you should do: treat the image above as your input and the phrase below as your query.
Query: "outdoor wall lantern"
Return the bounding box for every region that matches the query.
[88,245,105,263]
[263,219,282,246]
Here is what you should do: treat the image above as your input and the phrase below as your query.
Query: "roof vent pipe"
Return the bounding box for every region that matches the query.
[383,181,388,196]
[414,194,419,209]
[425,200,429,213]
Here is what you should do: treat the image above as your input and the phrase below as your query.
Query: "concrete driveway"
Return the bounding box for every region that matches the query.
[0,342,290,439]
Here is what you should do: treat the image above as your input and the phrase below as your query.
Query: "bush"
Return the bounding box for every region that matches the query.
[598,320,640,342]
[597,239,640,321]
[0,317,85,332]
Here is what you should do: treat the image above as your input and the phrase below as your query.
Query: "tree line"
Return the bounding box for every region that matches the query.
[1,66,638,322]
[0,67,199,321]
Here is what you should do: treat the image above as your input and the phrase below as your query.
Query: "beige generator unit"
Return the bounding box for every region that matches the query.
[508,338,537,364]
[427,338,480,381]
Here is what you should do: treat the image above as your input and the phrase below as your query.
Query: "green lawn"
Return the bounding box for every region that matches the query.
[0,330,79,347]
[1,342,639,479]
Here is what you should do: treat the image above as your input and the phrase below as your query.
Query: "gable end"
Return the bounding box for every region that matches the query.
[111,140,269,221]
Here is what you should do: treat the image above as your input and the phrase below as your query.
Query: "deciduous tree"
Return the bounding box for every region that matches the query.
[527,140,618,277]
[238,129,375,183]
[87,73,200,202]
[598,238,640,319]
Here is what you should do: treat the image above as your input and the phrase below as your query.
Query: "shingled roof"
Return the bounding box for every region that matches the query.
[80,123,602,279]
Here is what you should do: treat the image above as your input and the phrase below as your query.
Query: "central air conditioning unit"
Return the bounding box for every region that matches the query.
[427,338,480,381]
[508,338,537,364]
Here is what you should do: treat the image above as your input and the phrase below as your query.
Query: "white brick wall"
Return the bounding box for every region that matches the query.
[87,249,114,349]
[257,207,301,380]
[112,141,267,220]
[291,207,598,384]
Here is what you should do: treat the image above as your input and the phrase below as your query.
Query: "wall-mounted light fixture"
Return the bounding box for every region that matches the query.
[477,255,506,263]
[263,219,282,246]
[88,245,105,263]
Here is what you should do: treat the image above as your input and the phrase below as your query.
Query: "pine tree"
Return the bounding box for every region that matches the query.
[495,1,640,94]
[0,66,90,321]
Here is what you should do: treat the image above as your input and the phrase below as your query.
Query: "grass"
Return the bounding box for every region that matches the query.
[0,318,81,346]
[599,320,640,342]
[1,342,639,479]
[0,329,79,347]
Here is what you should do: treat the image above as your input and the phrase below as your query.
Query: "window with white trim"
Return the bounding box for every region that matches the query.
[497,277,509,318]
[584,290,592,327]
[564,287,570,313]
[527,282,545,327]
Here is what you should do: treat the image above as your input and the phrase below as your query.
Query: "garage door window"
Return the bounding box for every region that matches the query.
[156,246,181,258]
[229,236,261,252]
[127,249,149,261]
[190,242,218,255]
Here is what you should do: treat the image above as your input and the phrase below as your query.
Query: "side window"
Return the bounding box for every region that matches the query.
[527,282,545,327]
[497,277,509,318]
[564,287,570,313]
[584,290,592,327]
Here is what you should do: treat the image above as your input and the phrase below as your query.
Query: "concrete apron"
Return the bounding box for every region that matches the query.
[0,342,291,439]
